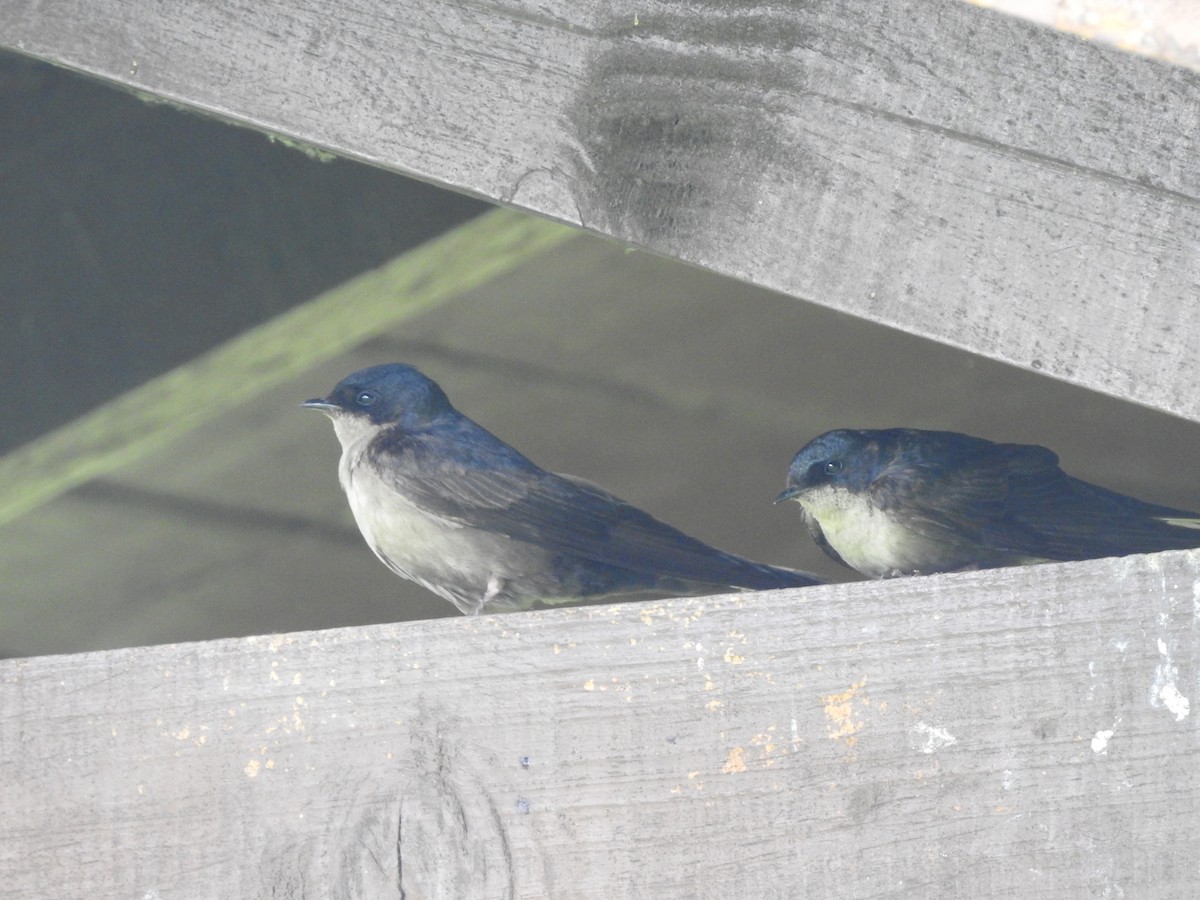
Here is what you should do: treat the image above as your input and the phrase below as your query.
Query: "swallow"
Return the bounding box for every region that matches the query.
[304,363,821,614]
[775,427,1200,577]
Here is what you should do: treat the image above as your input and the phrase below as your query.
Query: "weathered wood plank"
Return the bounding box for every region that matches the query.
[3,551,1197,898]
[3,0,1198,421]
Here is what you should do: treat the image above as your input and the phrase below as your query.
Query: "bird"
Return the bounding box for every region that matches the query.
[774,427,1200,579]
[303,363,821,614]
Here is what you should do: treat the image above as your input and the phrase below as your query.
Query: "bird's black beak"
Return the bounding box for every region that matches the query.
[301,398,339,412]
[774,485,802,505]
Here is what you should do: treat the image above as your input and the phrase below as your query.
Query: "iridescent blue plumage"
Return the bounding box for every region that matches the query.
[776,428,1200,578]
[306,364,821,614]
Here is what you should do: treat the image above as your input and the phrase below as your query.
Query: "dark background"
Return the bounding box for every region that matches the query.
[0,53,486,452]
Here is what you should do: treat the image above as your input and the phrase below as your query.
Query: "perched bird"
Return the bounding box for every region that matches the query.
[304,364,820,614]
[775,427,1200,578]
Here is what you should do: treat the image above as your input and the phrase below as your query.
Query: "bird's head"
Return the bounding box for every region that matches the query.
[774,429,883,505]
[303,364,453,438]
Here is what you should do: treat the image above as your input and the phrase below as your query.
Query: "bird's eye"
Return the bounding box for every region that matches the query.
[355,390,377,407]
[824,459,843,475]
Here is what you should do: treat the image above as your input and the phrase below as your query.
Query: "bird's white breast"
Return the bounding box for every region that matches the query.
[335,428,519,610]
[798,485,928,578]
[343,455,460,569]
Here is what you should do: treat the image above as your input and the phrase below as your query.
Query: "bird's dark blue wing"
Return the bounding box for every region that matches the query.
[1007,474,1200,558]
[868,432,1060,557]
[871,430,1200,561]
[370,418,816,590]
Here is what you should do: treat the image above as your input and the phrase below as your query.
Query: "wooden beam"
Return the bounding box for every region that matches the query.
[0,209,579,526]
[3,0,1198,420]
[2,550,1197,897]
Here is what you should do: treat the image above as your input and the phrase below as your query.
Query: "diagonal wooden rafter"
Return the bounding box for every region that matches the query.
[2,0,1198,422]
[0,209,581,527]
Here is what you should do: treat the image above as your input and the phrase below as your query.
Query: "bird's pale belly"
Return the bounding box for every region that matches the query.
[338,452,504,611]
[801,487,1053,576]
[347,484,520,609]
[341,453,580,613]
[801,487,946,578]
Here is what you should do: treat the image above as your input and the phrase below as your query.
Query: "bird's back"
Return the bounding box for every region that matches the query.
[1006,469,1200,560]
[357,412,817,612]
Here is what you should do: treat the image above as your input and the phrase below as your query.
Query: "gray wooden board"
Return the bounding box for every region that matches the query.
[2,550,1197,898]
[3,0,1199,421]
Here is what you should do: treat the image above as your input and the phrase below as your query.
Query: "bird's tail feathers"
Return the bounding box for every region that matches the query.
[1157,515,1200,531]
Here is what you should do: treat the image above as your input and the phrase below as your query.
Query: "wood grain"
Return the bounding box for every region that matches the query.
[2,0,1198,421]
[3,550,1197,897]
